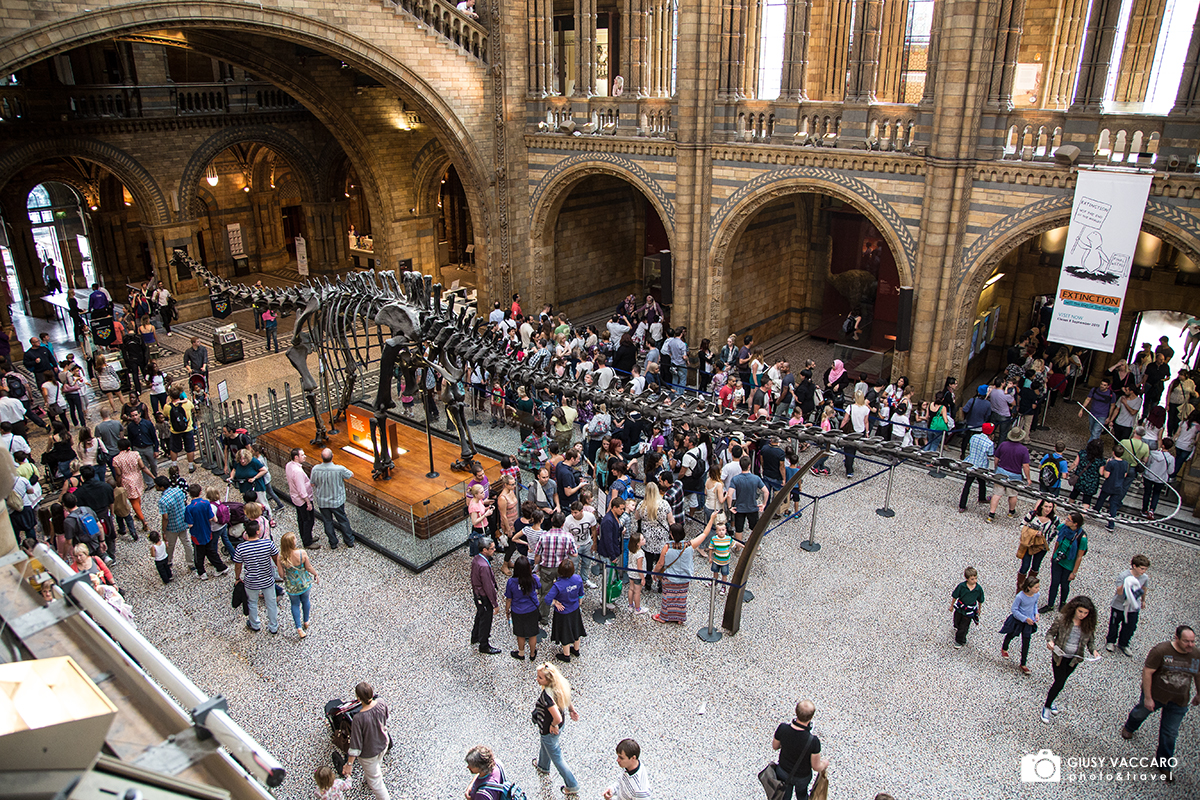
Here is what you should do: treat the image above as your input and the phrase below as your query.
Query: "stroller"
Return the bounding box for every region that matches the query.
[189,372,209,407]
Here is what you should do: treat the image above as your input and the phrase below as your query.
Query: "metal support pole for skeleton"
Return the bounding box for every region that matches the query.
[423,387,439,479]
[876,459,897,517]
[800,497,821,552]
[285,382,294,424]
[697,573,723,642]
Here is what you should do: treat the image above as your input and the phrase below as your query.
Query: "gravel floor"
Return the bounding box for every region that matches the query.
[96,445,1199,800]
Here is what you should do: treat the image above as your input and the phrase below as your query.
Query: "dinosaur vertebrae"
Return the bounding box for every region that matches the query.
[177,252,1127,525]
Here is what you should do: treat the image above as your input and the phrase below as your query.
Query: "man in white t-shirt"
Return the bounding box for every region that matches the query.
[0,421,31,455]
[519,318,535,351]
[595,355,616,391]
[627,365,647,397]
[562,501,598,553]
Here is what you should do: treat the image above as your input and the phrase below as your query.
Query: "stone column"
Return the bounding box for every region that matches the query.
[718,0,735,99]
[742,0,762,98]
[574,0,598,97]
[985,0,1029,112]
[544,0,557,94]
[845,0,883,103]
[622,0,648,97]
[649,0,675,97]
[529,0,551,96]
[1114,0,1167,103]
[875,0,910,103]
[780,0,812,101]
[921,0,945,106]
[301,202,347,274]
[905,0,999,396]
[672,0,720,336]
[1044,0,1089,108]
[1070,0,1124,112]
[1172,5,1200,115]
[818,0,854,101]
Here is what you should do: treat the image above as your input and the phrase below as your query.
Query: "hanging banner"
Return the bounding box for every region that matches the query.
[1046,169,1153,353]
[210,292,232,320]
[227,223,245,258]
[295,235,309,276]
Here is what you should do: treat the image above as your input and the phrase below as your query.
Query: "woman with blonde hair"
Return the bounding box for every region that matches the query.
[94,354,121,412]
[840,390,871,478]
[531,662,580,796]
[279,531,319,638]
[635,480,673,594]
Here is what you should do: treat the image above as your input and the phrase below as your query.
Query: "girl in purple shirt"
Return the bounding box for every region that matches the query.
[545,560,586,663]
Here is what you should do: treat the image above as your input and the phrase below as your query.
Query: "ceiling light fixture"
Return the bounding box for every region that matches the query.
[205,164,219,187]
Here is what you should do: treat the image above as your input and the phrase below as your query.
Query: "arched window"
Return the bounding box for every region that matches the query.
[1104,0,1200,112]
[757,0,789,100]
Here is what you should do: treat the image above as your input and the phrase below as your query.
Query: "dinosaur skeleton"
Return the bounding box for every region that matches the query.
[174,252,1158,533]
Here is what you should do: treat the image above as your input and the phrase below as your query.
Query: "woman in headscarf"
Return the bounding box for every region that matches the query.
[823,359,851,409]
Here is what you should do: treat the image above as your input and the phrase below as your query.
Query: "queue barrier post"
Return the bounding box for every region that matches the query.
[875,460,897,518]
[592,559,616,624]
[928,432,947,479]
[799,497,821,552]
[697,574,723,643]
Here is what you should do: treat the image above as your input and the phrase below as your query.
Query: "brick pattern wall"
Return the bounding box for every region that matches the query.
[728,196,798,342]
[553,175,640,319]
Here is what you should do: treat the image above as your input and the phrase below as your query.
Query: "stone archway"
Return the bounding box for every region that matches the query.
[0,3,497,290]
[529,156,676,312]
[949,196,1200,373]
[707,171,916,343]
[0,138,170,225]
[178,126,319,218]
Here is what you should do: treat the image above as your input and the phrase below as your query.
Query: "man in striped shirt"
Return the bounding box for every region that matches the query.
[604,738,651,800]
[232,520,281,633]
[531,511,577,625]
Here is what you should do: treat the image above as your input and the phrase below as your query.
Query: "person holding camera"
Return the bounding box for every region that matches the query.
[340,682,390,800]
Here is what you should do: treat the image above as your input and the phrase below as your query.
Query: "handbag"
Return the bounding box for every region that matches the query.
[758,730,815,800]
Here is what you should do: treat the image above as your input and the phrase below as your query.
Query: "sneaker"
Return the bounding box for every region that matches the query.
[845,472,855,478]
[215,567,229,577]
[188,463,196,473]
[811,467,821,476]
[1120,646,1133,657]
[1119,726,1133,740]
[1038,604,1053,613]
[1050,702,1060,716]
[1007,509,1016,518]
[1020,665,1032,675]
[531,759,549,775]
[986,513,996,523]
[957,507,966,513]
[1000,649,1009,658]
[198,572,209,581]
[585,580,598,589]
[953,643,963,649]
[1106,643,1115,653]
[1040,707,1052,724]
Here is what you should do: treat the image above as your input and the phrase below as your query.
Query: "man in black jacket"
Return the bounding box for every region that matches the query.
[74,465,121,553]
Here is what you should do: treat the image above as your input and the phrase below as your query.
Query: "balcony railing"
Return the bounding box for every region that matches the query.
[0,82,300,123]
[531,96,675,138]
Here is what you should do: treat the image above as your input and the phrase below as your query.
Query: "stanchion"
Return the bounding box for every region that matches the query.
[928,433,947,478]
[800,497,821,552]
[875,460,897,517]
[592,560,616,623]
[697,576,723,642]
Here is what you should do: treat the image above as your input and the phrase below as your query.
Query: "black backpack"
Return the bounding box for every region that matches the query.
[169,402,189,433]
[5,373,25,400]
[842,314,856,334]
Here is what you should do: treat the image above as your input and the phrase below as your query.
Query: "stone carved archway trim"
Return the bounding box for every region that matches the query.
[0,138,170,225]
[706,170,918,341]
[528,155,677,306]
[949,196,1200,371]
[178,126,319,219]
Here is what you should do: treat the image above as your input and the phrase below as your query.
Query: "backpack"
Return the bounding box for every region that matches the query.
[842,314,856,334]
[5,373,26,400]
[477,780,527,800]
[169,402,189,433]
[215,502,231,525]
[225,501,246,525]
[69,508,103,553]
[1038,455,1064,491]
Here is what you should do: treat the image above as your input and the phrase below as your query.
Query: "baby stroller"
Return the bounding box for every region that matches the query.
[189,372,209,407]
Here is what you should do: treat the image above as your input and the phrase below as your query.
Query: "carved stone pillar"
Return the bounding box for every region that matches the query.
[845,0,883,103]
[1044,0,1089,109]
[574,0,598,97]
[817,0,853,101]
[1172,6,1200,116]
[301,202,347,274]
[986,0,1029,111]
[649,0,675,97]
[875,0,909,103]
[780,0,812,101]
[622,0,648,97]
[921,0,945,106]
[1114,0,1167,103]
[1070,0,1124,112]
[742,0,762,98]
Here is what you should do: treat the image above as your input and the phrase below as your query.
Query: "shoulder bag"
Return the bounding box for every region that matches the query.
[758,729,815,800]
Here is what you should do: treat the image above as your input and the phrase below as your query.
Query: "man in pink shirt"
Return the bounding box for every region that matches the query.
[285,447,320,549]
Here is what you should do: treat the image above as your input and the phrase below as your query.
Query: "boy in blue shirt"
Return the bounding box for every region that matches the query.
[184,483,228,579]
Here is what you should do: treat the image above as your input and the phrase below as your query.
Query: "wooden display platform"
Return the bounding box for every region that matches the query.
[256,407,500,539]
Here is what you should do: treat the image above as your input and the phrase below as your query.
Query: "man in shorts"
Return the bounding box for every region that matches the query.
[167,387,198,473]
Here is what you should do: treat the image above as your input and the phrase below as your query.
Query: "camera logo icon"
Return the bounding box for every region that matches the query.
[1021,749,1062,783]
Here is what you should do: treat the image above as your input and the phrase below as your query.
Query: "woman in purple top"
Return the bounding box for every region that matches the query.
[545,560,586,663]
[504,555,541,662]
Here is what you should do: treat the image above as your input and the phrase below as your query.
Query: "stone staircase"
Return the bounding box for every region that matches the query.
[383,0,489,62]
